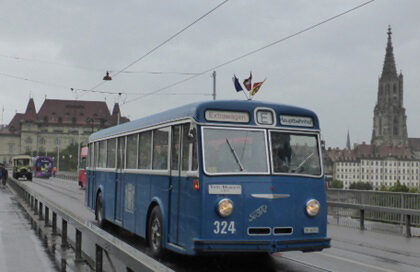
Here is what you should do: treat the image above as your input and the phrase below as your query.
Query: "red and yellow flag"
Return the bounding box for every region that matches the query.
[250,79,265,96]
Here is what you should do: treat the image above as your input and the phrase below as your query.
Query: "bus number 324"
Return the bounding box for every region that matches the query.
[213,221,236,234]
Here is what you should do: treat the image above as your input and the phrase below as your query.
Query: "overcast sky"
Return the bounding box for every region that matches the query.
[0,0,419,148]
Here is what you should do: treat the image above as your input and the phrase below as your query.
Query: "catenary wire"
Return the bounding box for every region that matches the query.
[87,0,229,91]
[0,54,200,76]
[123,0,375,105]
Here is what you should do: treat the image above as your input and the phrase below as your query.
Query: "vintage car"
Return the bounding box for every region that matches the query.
[12,155,32,181]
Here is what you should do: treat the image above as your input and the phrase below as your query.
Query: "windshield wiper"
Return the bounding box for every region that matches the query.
[292,152,314,173]
[226,138,245,171]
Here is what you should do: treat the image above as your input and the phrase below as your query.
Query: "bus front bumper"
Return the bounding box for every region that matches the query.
[193,238,331,253]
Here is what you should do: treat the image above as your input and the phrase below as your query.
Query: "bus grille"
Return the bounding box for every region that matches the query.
[273,227,293,235]
[248,227,271,235]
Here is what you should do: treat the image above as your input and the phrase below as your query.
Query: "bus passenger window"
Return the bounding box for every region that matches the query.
[126,134,138,169]
[88,143,94,168]
[171,126,181,171]
[138,131,152,169]
[107,138,116,168]
[94,142,99,167]
[117,136,125,169]
[98,141,107,168]
[182,124,198,171]
[152,128,169,170]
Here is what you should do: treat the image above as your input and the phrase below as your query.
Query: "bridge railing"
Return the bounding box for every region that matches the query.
[7,177,173,272]
[327,189,420,237]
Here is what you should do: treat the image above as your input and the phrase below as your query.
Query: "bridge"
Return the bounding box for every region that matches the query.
[0,176,419,272]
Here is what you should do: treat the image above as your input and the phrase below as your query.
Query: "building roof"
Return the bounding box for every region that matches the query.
[381,26,398,80]
[4,98,128,133]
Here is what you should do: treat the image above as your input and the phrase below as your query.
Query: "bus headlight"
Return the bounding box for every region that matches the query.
[306,199,320,217]
[217,199,233,217]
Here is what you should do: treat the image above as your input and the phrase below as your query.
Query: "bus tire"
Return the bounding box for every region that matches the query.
[96,191,104,227]
[148,206,163,257]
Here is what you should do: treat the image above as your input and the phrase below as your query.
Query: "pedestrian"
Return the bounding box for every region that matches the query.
[0,163,7,186]
[52,166,57,177]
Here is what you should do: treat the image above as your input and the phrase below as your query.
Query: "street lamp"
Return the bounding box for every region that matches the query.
[103,71,112,81]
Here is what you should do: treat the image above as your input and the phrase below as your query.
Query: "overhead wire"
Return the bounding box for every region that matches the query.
[123,0,376,105]
[87,0,230,91]
[0,54,200,76]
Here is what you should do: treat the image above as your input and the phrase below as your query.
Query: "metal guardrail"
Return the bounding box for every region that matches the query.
[327,189,420,237]
[55,172,78,181]
[7,177,173,272]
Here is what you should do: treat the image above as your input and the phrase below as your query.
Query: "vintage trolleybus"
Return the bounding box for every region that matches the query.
[85,100,330,256]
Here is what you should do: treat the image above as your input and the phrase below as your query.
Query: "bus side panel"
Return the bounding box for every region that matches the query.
[134,174,153,238]
[121,173,136,232]
[98,171,117,222]
[177,176,201,250]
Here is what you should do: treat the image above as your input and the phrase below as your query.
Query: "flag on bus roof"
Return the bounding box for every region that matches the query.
[232,75,243,92]
[243,72,252,91]
[250,79,266,96]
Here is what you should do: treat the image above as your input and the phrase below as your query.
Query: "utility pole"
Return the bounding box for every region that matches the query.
[212,71,216,100]
[57,145,60,172]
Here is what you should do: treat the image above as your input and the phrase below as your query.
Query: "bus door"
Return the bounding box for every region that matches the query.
[169,125,182,244]
[115,136,125,222]
[169,123,197,245]
[87,143,96,208]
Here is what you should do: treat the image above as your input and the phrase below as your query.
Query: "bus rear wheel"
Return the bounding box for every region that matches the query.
[148,206,163,257]
[96,192,104,227]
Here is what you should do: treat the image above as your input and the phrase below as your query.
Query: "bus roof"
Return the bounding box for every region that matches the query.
[89,100,320,142]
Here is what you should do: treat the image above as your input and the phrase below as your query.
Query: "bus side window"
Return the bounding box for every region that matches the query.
[152,128,170,170]
[94,142,99,168]
[138,131,152,169]
[182,124,198,171]
[117,136,126,169]
[99,141,107,168]
[171,126,181,171]
[107,138,116,168]
[90,143,94,168]
[126,134,138,169]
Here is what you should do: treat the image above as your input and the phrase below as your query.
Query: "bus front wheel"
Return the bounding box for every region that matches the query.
[96,192,104,227]
[148,206,163,257]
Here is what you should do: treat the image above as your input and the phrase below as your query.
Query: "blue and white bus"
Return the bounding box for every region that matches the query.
[85,100,330,256]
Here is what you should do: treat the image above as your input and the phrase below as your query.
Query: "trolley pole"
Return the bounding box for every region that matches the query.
[212,71,216,101]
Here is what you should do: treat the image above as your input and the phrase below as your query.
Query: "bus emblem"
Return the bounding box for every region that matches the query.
[249,205,268,222]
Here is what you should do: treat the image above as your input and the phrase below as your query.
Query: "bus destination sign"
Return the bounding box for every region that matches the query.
[205,110,249,123]
[280,115,313,128]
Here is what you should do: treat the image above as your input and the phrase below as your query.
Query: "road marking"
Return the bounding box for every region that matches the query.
[316,252,398,272]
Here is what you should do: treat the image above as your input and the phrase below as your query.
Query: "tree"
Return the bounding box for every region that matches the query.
[329,179,343,189]
[389,180,409,192]
[349,181,373,190]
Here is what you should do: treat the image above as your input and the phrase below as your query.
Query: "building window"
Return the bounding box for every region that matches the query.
[39,137,46,145]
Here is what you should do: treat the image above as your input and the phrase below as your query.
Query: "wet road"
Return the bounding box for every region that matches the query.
[12,177,420,272]
[0,185,57,272]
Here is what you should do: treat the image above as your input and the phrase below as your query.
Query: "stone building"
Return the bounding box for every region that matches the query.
[324,27,420,190]
[371,26,408,146]
[0,98,129,164]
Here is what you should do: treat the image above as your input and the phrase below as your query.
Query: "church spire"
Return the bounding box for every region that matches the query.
[381,25,397,79]
[346,130,351,150]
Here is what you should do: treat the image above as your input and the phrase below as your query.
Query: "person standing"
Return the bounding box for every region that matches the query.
[0,164,7,186]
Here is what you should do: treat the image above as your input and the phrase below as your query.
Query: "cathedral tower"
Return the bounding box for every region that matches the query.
[371,26,408,147]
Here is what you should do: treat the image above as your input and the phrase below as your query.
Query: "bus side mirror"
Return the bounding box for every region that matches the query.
[188,123,197,139]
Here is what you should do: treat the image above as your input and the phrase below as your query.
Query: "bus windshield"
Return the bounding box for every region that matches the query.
[203,127,268,174]
[270,131,321,176]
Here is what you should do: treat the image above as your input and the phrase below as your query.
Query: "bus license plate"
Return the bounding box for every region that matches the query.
[304,227,319,234]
